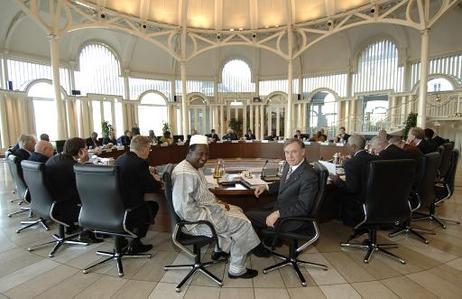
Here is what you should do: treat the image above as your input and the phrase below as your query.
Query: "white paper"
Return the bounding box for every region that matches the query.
[318,160,337,175]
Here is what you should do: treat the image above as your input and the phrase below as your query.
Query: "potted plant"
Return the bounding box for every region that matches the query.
[102,121,112,139]
[403,112,417,139]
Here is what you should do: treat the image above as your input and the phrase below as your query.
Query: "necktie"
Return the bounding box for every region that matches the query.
[286,167,293,181]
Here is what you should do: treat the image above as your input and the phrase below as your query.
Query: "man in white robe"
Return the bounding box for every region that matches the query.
[172,135,261,279]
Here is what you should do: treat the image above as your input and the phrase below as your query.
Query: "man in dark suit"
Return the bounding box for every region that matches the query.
[86,132,101,148]
[246,138,319,256]
[29,140,54,163]
[331,135,377,225]
[13,134,36,161]
[45,137,101,242]
[424,128,449,147]
[371,136,412,160]
[115,135,160,253]
[245,129,256,140]
[408,127,438,154]
[335,127,350,143]
[118,130,132,146]
[222,128,239,141]
[210,129,220,142]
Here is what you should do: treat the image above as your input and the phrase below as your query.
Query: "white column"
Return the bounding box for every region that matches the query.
[0,96,9,147]
[297,103,302,130]
[243,105,247,133]
[276,107,280,136]
[255,104,259,139]
[180,62,188,137]
[1,51,8,90]
[302,103,307,131]
[220,105,224,136]
[234,107,238,120]
[401,96,407,125]
[49,35,66,139]
[226,105,231,128]
[344,100,350,132]
[390,96,397,127]
[260,105,265,140]
[350,99,356,132]
[267,107,272,135]
[250,104,254,133]
[123,69,130,100]
[286,59,293,139]
[417,29,430,127]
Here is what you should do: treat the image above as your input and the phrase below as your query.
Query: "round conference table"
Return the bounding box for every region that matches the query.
[98,141,347,232]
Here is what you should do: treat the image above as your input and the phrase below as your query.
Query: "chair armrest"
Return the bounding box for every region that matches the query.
[268,216,316,248]
[176,220,220,250]
[125,203,146,213]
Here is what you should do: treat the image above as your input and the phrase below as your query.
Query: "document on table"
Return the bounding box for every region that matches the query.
[318,160,337,176]
[240,176,268,189]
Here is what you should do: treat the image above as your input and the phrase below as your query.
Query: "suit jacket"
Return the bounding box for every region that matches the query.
[268,160,318,218]
[334,150,377,199]
[118,135,132,146]
[336,133,350,143]
[115,152,161,209]
[433,136,449,147]
[28,152,50,163]
[211,133,220,142]
[222,133,238,141]
[417,139,438,154]
[245,133,256,140]
[378,144,412,160]
[86,138,102,148]
[45,153,80,205]
[102,137,117,145]
[13,148,31,161]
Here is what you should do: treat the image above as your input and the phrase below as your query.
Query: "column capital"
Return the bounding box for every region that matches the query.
[47,33,59,40]
[421,28,431,35]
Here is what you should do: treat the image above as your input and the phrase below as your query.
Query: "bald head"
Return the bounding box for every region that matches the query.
[35,140,54,158]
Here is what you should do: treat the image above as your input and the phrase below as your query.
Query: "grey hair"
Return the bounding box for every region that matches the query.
[370,136,388,148]
[347,134,366,149]
[18,134,35,149]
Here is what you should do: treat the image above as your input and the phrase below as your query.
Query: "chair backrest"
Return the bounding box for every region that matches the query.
[21,161,53,219]
[364,159,415,225]
[162,164,181,233]
[7,154,28,200]
[74,164,126,234]
[308,162,329,219]
[438,143,454,178]
[445,149,459,198]
[417,152,441,208]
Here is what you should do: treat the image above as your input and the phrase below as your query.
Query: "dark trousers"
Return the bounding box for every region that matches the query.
[127,201,159,238]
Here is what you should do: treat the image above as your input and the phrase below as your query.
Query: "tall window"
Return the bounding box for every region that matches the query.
[353,40,404,93]
[362,95,388,132]
[427,77,454,92]
[176,80,214,96]
[129,77,171,100]
[219,59,255,92]
[75,43,124,96]
[138,92,168,136]
[304,74,347,97]
[411,53,462,89]
[27,82,60,140]
[308,91,337,137]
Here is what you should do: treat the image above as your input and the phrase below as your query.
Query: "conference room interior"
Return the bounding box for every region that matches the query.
[1,0,462,298]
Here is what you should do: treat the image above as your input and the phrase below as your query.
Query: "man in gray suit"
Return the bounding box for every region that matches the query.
[246,138,319,256]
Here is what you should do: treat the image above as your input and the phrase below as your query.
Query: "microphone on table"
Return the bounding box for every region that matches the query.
[260,159,269,179]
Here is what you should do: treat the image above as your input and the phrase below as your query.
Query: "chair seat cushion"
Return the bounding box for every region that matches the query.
[261,224,316,241]
[177,231,214,247]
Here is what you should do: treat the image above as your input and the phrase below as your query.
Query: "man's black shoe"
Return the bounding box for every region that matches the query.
[78,231,103,244]
[211,251,229,261]
[228,268,258,279]
[252,244,272,257]
[127,238,153,254]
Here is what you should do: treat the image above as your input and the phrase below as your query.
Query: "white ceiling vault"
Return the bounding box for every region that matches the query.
[10,0,462,63]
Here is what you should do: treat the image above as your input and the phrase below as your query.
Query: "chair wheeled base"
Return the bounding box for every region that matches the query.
[28,225,88,257]
[8,206,30,217]
[340,230,406,264]
[263,249,327,287]
[17,217,50,233]
[413,210,461,229]
[82,237,151,277]
[388,225,435,244]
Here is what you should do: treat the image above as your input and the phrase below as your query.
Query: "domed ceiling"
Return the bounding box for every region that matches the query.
[80,0,372,30]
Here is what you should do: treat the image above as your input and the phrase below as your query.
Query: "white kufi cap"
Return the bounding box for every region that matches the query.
[189,134,208,146]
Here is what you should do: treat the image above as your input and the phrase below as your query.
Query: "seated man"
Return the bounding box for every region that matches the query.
[172,135,260,279]
[45,137,101,242]
[293,129,302,140]
[119,130,132,146]
[86,132,101,148]
[330,135,377,225]
[222,128,239,141]
[13,134,36,161]
[39,133,50,142]
[265,129,278,141]
[245,129,256,140]
[247,139,319,254]
[407,127,438,154]
[335,127,350,143]
[370,136,412,160]
[29,140,54,163]
[424,128,449,147]
[115,135,160,253]
[210,129,220,142]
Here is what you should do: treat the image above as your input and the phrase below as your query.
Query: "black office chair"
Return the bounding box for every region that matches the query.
[162,164,224,292]
[74,164,151,277]
[5,149,19,202]
[436,143,453,196]
[6,155,31,217]
[260,162,328,287]
[21,161,88,256]
[389,154,435,244]
[16,161,50,233]
[341,159,415,264]
[413,152,456,228]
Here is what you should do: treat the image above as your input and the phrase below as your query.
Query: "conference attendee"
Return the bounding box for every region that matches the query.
[132,123,140,136]
[29,140,54,163]
[160,130,174,145]
[13,134,36,161]
[39,133,50,142]
[335,127,350,143]
[172,135,260,279]
[310,130,327,142]
[265,129,277,141]
[222,128,238,141]
[407,127,438,154]
[191,128,198,136]
[210,129,220,142]
[330,135,377,225]
[245,129,256,140]
[119,130,132,146]
[148,130,158,144]
[45,137,101,243]
[102,130,117,145]
[370,136,412,160]
[390,136,424,189]
[115,135,160,253]
[86,132,101,148]
[424,128,448,147]
[248,138,319,255]
[377,128,389,140]
[294,129,302,140]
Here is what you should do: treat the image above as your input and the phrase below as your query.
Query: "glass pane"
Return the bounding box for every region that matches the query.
[92,101,102,136]
[103,101,113,125]
[138,106,168,136]
[140,93,166,105]
[115,102,124,138]
[33,100,57,141]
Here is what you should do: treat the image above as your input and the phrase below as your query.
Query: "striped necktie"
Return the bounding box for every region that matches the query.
[286,167,293,181]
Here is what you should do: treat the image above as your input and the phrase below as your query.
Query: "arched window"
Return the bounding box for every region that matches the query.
[427,77,454,92]
[219,59,255,92]
[138,92,168,136]
[27,81,62,140]
[76,43,124,96]
[308,91,337,138]
[353,40,404,93]
[362,95,388,132]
